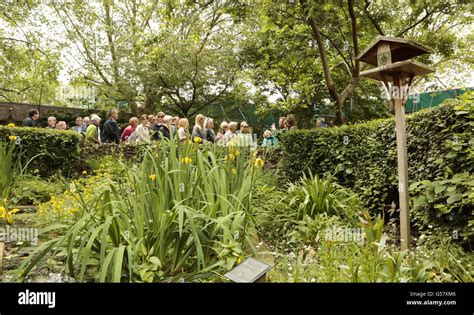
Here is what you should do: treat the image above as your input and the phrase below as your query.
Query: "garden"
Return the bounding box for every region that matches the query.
[1,0,474,293]
[0,94,472,283]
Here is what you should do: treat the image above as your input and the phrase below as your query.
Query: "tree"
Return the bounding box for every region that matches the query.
[0,1,60,104]
[142,0,245,117]
[242,0,473,125]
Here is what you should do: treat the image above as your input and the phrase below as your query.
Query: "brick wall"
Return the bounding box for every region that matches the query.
[0,102,133,125]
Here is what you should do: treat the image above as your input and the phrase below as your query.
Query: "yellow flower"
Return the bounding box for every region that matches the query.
[0,206,20,225]
[7,123,15,128]
[194,136,201,143]
[231,168,237,175]
[234,150,240,156]
[149,174,156,181]
[181,157,192,164]
[254,158,264,168]
[181,156,193,164]
[82,170,87,175]
[8,135,17,141]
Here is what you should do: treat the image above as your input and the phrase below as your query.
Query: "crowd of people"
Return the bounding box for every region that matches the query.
[18,109,307,147]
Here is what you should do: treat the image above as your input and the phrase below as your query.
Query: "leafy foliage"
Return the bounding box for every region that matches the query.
[15,140,261,282]
[288,172,360,219]
[11,176,64,206]
[270,211,433,283]
[0,126,81,177]
[279,97,473,229]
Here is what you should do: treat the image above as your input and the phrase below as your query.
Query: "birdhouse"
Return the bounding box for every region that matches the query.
[357,36,436,251]
[356,36,435,82]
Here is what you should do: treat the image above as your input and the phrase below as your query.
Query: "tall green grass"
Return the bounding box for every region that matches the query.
[0,140,39,202]
[16,140,260,282]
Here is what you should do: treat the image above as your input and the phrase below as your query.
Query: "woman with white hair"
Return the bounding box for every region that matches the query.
[132,114,151,143]
[46,116,56,129]
[223,121,237,145]
[204,117,215,143]
[216,121,228,143]
[85,114,101,143]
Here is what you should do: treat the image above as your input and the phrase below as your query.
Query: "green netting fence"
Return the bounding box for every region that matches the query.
[405,87,473,113]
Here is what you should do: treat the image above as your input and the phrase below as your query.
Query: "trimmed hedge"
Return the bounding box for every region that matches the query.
[0,126,81,177]
[279,96,473,244]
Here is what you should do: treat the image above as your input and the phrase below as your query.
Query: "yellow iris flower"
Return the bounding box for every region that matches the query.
[0,206,20,225]
[254,158,264,168]
[180,157,192,164]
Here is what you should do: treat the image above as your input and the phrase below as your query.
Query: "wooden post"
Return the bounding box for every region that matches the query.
[0,242,4,274]
[393,75,411,250]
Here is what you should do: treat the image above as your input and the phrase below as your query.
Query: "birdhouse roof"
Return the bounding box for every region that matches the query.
[356,36,434,65]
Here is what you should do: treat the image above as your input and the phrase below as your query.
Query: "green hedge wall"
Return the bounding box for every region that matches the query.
[0,126,81,177]
[280,96,473,218]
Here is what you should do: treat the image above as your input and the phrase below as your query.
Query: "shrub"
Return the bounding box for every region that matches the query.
[410,172,474,247]
[288,172,360,220]
[270,211,433,283]
[11,176,64,206]
[0,140,18,200]
[254,170,363,253]
[279,95,473,229]
[0,126,81,177]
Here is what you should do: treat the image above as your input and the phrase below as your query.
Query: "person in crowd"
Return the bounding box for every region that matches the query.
[121,117,138,142]
[262,129,277,147]
[178,118,189,143]
[235,121,242,135]
[85,114,101,143]
[216,121,229,143]
[239,121,253,146]
[156,112,165,125]
[133,115,151,143]
[72,116,86,133]
[46,116,56,129]
[192,114,206,142]
[315,118,324,128]
[56,121,68,130]
[286,114,297,130]
[101,109,121,144]
[147,114,156,130]
[153,112,170,140]
[22,109,40,127]
[271,117,285,141]
[204,118,215,143]
[171,116,179,136]
[83,116,91,128]
[164,115,174,137]
[279,117,287,129]
[224,121,237,144]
